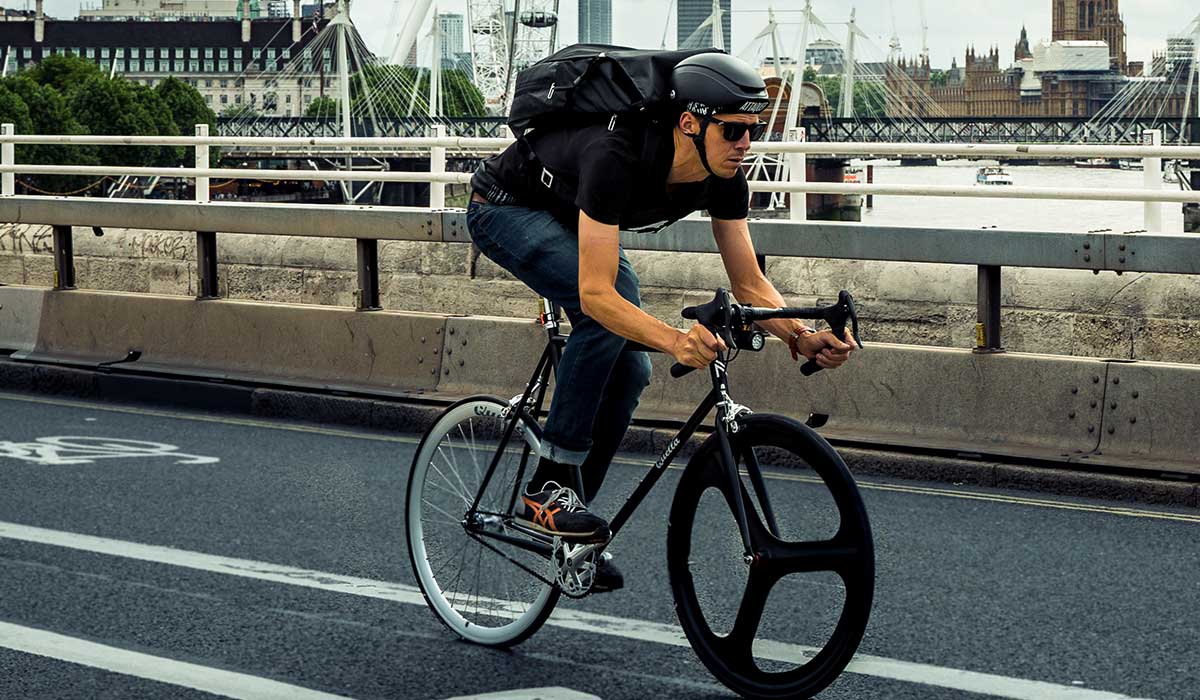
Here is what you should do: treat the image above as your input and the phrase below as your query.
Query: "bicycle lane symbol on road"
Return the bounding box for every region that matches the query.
[0,436,219,466]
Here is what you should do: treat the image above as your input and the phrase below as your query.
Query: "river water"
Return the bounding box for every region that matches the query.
[851,161,1188,234]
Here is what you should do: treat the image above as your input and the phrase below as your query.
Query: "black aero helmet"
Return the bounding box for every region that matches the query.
[671,52,770,117]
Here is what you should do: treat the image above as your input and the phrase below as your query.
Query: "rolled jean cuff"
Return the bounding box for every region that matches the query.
[540,440,589,466]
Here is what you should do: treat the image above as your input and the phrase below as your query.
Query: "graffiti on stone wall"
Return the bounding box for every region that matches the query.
[0,224,52,254]
[141,232,191,260]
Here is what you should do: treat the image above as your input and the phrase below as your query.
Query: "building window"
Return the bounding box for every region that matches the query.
[220,79,228,88]
[189,60,199,72]
[233,48,243,59]
[219,60,229,72]
[282,48,290,59]
[159,60,169,72]
[204,60,213,72]
[221,94,228,105]
[236,95,242,104]
[161,47,169,58]
[130,48,139,59]
[205,79,212,87]
[174,60,184,72]
[205,94,212,104]
[86,48,95,58]
[267,48,276,60]
[176,47,185,58]
[219,48,228,58]
[22,48,31,59]
[285,94,291,104]
[323,60,332,72]
[190,48,199,59]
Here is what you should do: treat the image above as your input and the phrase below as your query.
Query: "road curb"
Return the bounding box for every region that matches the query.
[2,359,1195,509]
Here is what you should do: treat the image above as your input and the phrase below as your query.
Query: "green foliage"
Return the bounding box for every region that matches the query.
[221,103,259,118]
[69,77,180,168]
[930,70,949,88]
[0,82,33,134]
[812,76,889,117]
[348,66,486,117]
[155,76,216,135]
[304,95,339,117]
[3,76,99,194]
[803,66,818,82]
[24,54,105,95]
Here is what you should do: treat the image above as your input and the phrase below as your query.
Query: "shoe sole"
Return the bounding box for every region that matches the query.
[516,518,611,544]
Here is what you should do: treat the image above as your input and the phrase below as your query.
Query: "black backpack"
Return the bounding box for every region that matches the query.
[507,44,721,138]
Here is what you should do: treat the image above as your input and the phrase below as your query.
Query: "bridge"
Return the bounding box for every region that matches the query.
[1,130,1199,700]
[216,116,1200,145]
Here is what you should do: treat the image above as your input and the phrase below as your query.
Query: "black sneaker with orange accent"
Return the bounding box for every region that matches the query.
[518,482,610,543]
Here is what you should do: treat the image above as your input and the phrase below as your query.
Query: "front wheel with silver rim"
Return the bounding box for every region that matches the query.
[405,395,560,647]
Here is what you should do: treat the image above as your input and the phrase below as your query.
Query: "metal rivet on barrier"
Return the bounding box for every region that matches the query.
[1132,391,1139,399]
[1119,244,1126,251]
[418,357,424,364]
[459,360,465,367]
[1068,411,1076,419]
[449,328,455,335]
[444,369,450,376]
[447,348,453,356]
[1083,243,1091,250]
[1088,425,1095,433]
[462,339,467,347]
[420,336,426,344]
[1083,254,1091,262]
[1107,426,1115,434]
[1090,400,1098,408]
[1119,257,1126,263]
[1129,417,1137,424]
[1071,387,1078,394]
[1113,377,1120,385]
[1110,402,1117,410]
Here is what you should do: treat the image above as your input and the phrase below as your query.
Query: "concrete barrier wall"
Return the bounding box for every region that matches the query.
[3,224,1200,365]
[3,286,1195,475]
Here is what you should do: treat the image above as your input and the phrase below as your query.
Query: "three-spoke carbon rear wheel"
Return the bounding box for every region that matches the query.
[667,415,874,699]
[405,396,560,647]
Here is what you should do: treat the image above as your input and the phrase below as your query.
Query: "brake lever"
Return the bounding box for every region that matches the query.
[800,291,862,376]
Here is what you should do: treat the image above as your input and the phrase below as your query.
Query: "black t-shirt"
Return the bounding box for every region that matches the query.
[470,120,749,233]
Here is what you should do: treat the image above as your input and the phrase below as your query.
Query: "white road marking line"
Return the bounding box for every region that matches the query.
[443,688,599,700]
[3,391,1195,525]
[0,521,1153,700]
[0,621,355,700]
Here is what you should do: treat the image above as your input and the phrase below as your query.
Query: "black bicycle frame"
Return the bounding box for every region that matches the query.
[467,306,764,561]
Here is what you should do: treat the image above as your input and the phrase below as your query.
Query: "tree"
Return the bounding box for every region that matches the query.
[812,76,889,117]
[304,95,339,118]
[0,83,33,135]
[930,69,949,88]
[221,103,260,119]
[69,77,180,168]
[348,65,486,117]
[155,76,216,135]
[3,76,99,195]
[24,54,105,96]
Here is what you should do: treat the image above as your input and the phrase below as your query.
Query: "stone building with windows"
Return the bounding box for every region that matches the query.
[885,0,1190,118]
[0,0,338,118]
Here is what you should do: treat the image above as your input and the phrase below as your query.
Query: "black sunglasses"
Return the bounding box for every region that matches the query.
[708,117,769,142]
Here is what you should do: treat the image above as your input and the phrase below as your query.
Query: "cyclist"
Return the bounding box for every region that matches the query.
[466,52,858,590]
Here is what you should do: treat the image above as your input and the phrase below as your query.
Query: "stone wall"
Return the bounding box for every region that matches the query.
[2,223,1198,364]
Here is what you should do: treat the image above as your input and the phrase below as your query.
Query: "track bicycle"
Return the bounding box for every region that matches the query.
[406,288,875,699]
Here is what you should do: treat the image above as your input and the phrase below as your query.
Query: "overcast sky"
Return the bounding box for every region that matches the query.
[36,0,1195,69]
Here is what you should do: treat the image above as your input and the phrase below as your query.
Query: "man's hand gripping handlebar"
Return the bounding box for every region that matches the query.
[668,288,863,378]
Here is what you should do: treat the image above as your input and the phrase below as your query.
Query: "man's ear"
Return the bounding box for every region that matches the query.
[678,111,698,136]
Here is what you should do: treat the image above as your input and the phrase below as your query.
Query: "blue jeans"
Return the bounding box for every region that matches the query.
[466,200,652,501]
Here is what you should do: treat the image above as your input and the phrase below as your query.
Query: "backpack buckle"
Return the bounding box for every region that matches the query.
[540,167,555,189]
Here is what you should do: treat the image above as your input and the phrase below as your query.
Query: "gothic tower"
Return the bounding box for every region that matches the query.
[1052,0,1126,71]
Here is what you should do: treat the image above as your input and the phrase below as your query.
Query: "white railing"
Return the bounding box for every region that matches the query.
[2,124,1199,233]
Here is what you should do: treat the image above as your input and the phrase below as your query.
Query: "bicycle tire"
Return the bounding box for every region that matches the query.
[667,414,874,699]
[406,395,560,647]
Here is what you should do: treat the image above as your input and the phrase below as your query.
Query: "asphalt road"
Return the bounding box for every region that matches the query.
[0,390,1197,700]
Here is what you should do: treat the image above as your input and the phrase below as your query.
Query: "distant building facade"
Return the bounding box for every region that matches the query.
[677,0,730,50]
[578,0,611,45]
[0,7,338,118]
[887,0,1190,118]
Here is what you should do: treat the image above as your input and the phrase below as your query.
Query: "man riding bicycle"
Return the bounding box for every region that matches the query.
[466,52,858,591]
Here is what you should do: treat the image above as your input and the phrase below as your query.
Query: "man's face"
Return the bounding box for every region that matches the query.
[684,112,757,178]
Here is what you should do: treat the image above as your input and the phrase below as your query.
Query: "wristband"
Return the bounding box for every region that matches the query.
[787,325,816,361]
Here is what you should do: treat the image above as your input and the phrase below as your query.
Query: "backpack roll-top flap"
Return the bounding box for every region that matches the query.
[507,44,722,137]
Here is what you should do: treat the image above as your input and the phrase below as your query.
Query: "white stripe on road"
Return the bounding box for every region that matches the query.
[0,520,1151,700]
[0,621,354,700]
[444,689,599,700]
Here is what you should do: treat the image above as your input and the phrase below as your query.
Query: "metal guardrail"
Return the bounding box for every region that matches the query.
[2,196,1197,354]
